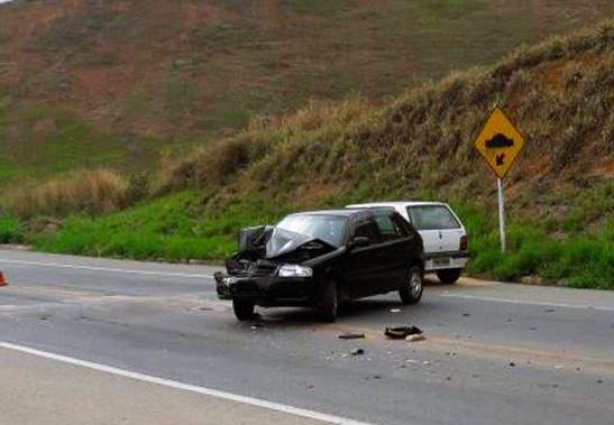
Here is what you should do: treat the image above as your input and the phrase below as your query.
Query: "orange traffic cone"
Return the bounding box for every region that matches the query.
[0,271,7,287]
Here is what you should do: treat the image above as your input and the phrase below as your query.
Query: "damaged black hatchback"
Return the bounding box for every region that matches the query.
[215,209,425,322]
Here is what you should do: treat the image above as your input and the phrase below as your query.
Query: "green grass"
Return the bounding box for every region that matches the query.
[0,217,24,244]
[456,203,614,290]
[24,189,614,290]
[32,191,236,261]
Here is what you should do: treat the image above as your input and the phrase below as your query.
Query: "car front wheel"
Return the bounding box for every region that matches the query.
[232,298,255,321]
[318,279,338,322]
[436,268,462,284]
[399,266,423,305]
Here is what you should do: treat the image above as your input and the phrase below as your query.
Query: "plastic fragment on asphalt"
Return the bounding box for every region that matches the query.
[338,332,365,340]
[390,309,401,313]
[350,348,364,356]
[385,326,423,339]
[406,334,426,342]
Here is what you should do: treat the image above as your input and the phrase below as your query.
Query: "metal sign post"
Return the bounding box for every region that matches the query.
[474,106,524,254]
[497,177,506,253]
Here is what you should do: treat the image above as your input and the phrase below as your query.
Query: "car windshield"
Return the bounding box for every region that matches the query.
[276,214,348,247]
[407,205,460,230]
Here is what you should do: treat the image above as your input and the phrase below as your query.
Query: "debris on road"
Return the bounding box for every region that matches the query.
[350,348,365,356]
[509,362,516,367]
[390,308,401,313]
[385,326,423,339]
[406,334,426,342]
[338,332,365,340]
[462,313,471,317]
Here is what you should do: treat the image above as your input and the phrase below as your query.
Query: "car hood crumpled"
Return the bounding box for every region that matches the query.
[264,227,334,259]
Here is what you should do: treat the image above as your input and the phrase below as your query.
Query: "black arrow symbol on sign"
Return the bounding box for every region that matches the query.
[496,153,505,166]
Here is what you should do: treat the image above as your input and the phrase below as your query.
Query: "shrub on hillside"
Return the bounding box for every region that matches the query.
[7,169,132,218]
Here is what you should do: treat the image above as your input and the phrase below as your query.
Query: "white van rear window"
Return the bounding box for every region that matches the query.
[407,206,460,230]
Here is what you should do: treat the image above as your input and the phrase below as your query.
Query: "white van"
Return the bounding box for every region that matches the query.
[346,202,468,284]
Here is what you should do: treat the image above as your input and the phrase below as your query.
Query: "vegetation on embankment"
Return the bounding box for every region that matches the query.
[18,189,614,290]
[3,19,614,289]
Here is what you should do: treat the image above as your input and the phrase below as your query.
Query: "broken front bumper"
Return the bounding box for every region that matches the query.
[213,271,317,306]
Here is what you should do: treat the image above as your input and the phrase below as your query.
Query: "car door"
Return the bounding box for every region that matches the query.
[372,211,411,292]
[343,214,386,298]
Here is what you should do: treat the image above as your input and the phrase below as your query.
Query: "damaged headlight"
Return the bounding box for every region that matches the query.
[278,264,313,278]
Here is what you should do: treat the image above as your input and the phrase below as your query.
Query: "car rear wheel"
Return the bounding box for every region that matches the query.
[318,279,338,323]
[436,268,462,284]
[232,298,255,321]
[399,266,423,305]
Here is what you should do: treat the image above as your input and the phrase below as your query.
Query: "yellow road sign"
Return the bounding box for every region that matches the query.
[474,106,525,179]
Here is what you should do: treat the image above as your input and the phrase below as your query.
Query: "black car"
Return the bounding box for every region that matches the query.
[215,209,425,322]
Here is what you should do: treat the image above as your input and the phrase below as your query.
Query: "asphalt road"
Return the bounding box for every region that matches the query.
[1,249,613,425]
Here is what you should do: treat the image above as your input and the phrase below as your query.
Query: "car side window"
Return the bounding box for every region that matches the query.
[352,218,380,243]
[373,212,403,241]
[391,214,410,237]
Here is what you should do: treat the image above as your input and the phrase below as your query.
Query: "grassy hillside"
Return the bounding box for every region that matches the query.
[3,0,614,181]
[3,19,614,289]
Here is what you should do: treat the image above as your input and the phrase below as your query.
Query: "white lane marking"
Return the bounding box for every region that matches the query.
[0,342,373,425]
[437,293,614,312]
[0,258,215,279]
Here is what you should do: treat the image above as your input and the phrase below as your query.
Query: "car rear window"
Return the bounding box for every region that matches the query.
[407,206,460,230]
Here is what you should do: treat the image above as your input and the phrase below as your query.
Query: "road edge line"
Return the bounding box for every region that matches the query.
[0,342,373,425]
[0,258,214,279]
[437,293,614,312]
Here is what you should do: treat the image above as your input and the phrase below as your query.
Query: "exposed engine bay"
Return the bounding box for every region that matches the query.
[225,225,337,277]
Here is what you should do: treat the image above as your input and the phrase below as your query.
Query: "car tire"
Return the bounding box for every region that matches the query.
[318,279,338,323]
[436,268,462,284]
[399,266,423,305]
[232,298,255,321]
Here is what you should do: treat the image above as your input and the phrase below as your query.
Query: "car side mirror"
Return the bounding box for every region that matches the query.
[349,236,370,249]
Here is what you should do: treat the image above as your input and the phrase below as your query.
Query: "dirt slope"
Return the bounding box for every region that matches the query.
[2,0,614,181]
[163,18,614,229]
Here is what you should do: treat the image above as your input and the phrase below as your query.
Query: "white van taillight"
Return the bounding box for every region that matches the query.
[460,235,468,251]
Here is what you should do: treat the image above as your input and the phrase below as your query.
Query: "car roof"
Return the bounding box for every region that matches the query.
[288,209,362,217]
[346,201,449,208]
[288,208,393,218]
